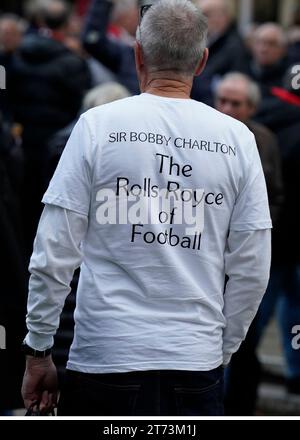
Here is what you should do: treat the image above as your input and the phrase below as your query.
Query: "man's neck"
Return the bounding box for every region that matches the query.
[143,76,192,99]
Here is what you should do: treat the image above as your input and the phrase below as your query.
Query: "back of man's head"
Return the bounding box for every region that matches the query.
[40,0,71,31]
[83,82,131,111]
[136,0,208,76]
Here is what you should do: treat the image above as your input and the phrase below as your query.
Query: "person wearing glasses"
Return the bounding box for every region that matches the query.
[215,72,284,414]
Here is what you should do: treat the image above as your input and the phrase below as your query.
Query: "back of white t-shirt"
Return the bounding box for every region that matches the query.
[43,93,272,373]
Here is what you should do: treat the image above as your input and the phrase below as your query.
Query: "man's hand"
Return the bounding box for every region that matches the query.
[21,355,58,414]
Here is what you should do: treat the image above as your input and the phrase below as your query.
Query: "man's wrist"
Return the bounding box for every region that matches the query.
[21,342,52,358]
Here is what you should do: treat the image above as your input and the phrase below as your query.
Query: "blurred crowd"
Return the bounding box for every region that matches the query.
[0,0,300,415]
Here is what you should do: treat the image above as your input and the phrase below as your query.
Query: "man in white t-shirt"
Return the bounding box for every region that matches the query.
[21,0,271,416]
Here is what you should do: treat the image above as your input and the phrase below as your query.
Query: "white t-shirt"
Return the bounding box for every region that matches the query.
[42,93,272,373]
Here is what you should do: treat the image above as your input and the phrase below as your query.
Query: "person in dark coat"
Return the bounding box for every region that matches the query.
[0,111,27,413]
[253,68,300,397]
[245,23,291,98]
[255,66,300,267]
[215,72,285,415]
[287,7,300,65]
[215,72,283,222]
[217,66,300,413]
[191,0,249,105]
[8,0,91,258]
[82,0,140,95]
[0,13,27,121]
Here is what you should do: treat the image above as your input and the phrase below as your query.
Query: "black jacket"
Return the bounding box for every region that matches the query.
[82,0,139,95]
[192,25,249,105]
[0,117,27,411]
[0,52,14,122]
[9,33,91,151]
[245,57,291,98]
[246,120,284,226]
[255,90,300,262]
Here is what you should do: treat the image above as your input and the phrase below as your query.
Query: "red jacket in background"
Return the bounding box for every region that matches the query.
[76,0,91,16]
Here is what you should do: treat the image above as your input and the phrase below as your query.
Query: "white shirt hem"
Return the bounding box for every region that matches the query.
[66,358,224,374]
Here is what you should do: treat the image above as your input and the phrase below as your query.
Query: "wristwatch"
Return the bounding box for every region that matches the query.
[21,342,52,358]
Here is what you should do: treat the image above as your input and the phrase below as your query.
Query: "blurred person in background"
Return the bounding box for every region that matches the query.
[215,73,285,414]
[191,0,248,105]
[0,13,27,63]
[252,65,300,396]
[83,81,130,108]
[9,0,91,259]
[76,0,91,17]
[24,0,49,32]
[62,11,116,87]
[0,13,27,120]
[0,110,27,415]
[242,23,258,54]
[0,15,28,406]
[215,73,283,222]
[246,23,290,97]
[287,6,300,65]
[82,0,139,94]
[46,81,131,184]
[109,0,139,45]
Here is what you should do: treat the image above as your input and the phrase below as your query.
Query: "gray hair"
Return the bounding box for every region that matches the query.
[112,0,138,21]
[136,0,208,76]
[25,0,71,24]
[254,23,288,47]
[0,13,28,33]
[83,82,131,111]
[217,72,262,107]
[25,0,55,18]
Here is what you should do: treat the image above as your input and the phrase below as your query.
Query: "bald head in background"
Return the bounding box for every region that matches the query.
[215,73,261,122]
[191,0,248,104]
[196,0,233,39]
[252,23,287,67]
[111,0,139,38]
[0,14,26,53]
[39,0,71,31]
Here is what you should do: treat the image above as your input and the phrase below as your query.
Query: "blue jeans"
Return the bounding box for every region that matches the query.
[58,367,224,416]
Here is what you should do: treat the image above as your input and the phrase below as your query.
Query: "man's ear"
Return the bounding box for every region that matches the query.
[195,48,209,77]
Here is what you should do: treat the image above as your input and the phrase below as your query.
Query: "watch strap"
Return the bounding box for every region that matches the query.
[21,343,52,358]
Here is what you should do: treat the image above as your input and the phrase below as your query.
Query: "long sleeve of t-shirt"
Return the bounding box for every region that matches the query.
[222,228,271,365]
[25,205,88,350]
